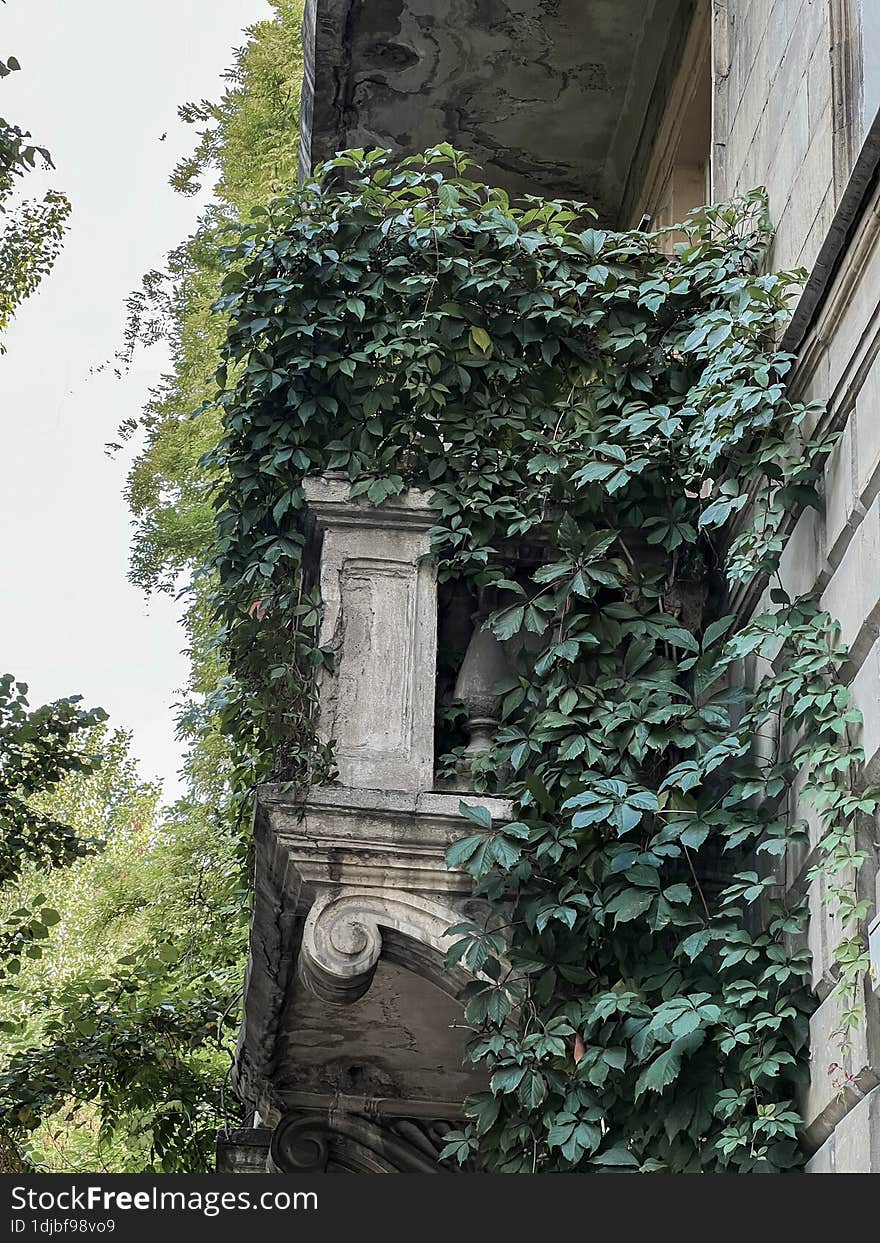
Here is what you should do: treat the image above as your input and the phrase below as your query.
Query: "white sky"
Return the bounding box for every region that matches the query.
[0,0,273,801]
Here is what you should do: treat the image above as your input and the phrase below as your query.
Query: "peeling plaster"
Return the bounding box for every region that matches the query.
[301,0,692,220]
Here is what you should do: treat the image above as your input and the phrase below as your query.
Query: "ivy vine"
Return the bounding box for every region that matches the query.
[206,147,876,1172]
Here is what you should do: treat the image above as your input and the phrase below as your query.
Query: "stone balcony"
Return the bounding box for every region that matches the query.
[228,479,514,1173]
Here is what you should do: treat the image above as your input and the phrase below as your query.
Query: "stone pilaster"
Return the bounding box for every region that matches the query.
[303,476,437,793]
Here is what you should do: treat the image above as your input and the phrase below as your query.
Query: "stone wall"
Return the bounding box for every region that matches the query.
[715,0,880,1168]
[714,0,838,271]
[784,173,880,1171]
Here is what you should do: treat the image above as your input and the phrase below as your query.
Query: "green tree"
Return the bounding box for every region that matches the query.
[0,9,102,1172]
[0,724,246,1172]
[115,0,305,794]
[0,2,306,1173]
[0,677,106,991]
[117,0,303,593]
[0,7,70,344]
[0,679,106,1169]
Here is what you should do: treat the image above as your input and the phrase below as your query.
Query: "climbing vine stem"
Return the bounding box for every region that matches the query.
[206,147,876,1172]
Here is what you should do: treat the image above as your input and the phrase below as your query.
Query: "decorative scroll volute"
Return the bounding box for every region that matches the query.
[268,1111,471,1174]
[298,887,466,1003]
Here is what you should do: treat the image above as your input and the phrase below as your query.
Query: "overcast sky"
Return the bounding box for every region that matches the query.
[0,0,273,800]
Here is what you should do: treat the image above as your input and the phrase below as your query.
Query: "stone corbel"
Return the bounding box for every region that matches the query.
[298,887,467,1003]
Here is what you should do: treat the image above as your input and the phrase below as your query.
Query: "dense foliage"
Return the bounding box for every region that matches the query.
[0,722,247,1172]
[0,21,70,344]
[204,147,875,1172]
[0,17,109,1172]
[0,3,305,1173]
[0,681,106,1171]
[117,0,303,599]
[0,678,106,989]
[113,0,304,801]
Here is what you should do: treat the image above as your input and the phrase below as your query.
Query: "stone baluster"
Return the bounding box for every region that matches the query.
[453,592,510,787]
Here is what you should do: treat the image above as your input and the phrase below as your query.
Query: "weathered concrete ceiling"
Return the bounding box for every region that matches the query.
[300,0,694,222]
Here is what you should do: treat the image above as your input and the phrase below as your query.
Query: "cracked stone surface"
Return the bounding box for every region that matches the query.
[301,0,692,220]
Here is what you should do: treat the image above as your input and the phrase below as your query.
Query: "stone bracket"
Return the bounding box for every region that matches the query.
[234,783,513,1111]
[298,887,471,1003]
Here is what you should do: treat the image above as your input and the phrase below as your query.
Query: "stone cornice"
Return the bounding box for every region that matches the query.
[259,784,513,892]
[781,106,880,358]
[302,474,437,533]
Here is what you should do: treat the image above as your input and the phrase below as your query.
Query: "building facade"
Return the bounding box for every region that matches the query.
[220,0,880,1173]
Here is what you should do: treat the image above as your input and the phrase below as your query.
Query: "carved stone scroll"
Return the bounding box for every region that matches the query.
[298,887,464,1003]
[267,1110,473,1174]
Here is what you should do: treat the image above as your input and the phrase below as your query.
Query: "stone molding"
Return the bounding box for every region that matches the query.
[217,1113,472,1174]
[259,784,513,893]
[302,473,438,532]
[728,168,880,629]
[267,1110,471,1174]
[625,0,711,225]
[216,1127,273,1175]
[234,477,515,1126]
